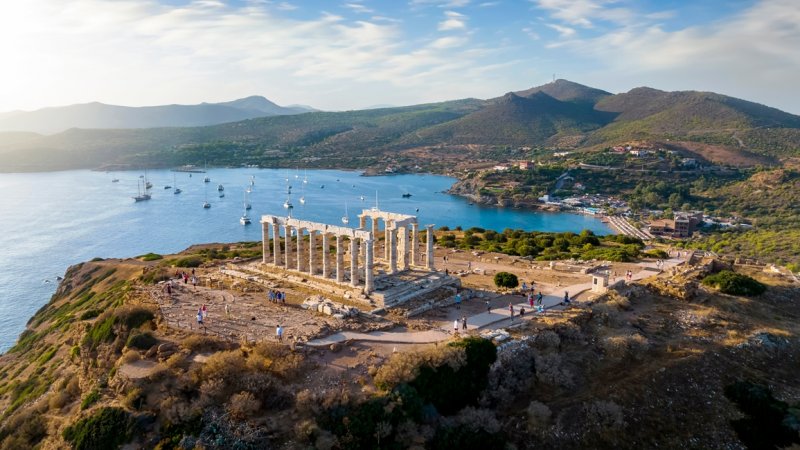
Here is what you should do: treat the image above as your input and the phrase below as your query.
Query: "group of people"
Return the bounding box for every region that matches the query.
[453,315,468,332]
[267,290,287,304]
[196,304,208,327]
[175,269,198,287]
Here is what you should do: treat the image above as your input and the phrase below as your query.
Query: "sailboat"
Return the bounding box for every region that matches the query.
[303,169,308,184]
[144,170,153,190]
[341,202,349,225]
[133,178,151,202]
[240,191,251,225]
[371,191,380,212]
[203,185,211,208]
[203,161,210,183]
[173,174,182,194]
[250,175,255,187]
[299,180,306,205]
[111,173,119,183]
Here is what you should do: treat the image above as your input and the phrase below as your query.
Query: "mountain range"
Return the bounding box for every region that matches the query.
[0,80,798,171]
[0,96,316,134]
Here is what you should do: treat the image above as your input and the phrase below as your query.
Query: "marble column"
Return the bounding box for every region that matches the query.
[364,239,374,294]
[335,235,344,283]
[372,218,379,259]
[296,228,304,272]
[411,223,419,266]
[284,225,293,270]
[359,215,367,229]
[426,224,435,270]
[321,232,329,279]
[399,226,409,271]
[261,221,270,264]
[389,228,398,274]
[272,222,281,266]
[384,224,391,261]
[308,230,316,276]
[350,238,360,287]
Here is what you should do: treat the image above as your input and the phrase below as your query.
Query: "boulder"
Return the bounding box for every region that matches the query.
[323,305,334,315]
[329,343,342,353]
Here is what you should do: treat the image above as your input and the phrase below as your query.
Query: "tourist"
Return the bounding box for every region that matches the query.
[537,291,543,305]
[201,304,208,320]
[462,316,467,331]
[454,319,459,333]
[563,291,570,305]
[528,293,533,308]
[268,290,274,302]
[196,309,203,326]
[486,300,491,313]
[522,281,528,292]
[276,324,283,341]
[166,283,172,295]
[455,293,462,309]
[467,261,472,270]
[224,303,230,318]
[520,307,525,317]
[281,291,286,304]
[509,303,514,318]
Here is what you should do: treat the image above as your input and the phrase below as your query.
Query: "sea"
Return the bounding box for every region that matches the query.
[0,168,612,353]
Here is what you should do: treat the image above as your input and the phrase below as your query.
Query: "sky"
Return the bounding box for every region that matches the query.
[0,0,798,114]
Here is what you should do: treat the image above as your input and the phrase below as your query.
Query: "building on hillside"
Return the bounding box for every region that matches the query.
[517,160,532,170]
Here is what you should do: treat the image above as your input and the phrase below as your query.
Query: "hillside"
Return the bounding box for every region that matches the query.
[0,96,315,135]
[0,81,798,172]
[1,244,799,449]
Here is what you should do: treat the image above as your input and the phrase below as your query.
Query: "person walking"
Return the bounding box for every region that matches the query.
[509,303,514,322]
[461,316,467,331]
[453,319,459,333]
[276,324,283,341]
[563,291,570,305]
[537,291,543,306]
[455,293,462,309]
[224,303,230,319]
[486,300,491,313]
[528,293,534,309]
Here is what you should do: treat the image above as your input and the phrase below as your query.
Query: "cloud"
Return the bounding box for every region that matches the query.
[479,2,500,6]
[430,35,468,49]
[343,2,374,14]
[411,0,470,7]
[275,2,297,11]
[438,10,467,30]
[533,0,633,28]
[546,23,575,37]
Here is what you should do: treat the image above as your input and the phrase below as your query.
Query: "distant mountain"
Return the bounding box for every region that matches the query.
[1,80,798,171]
[514,79,613,104]
[0,96,316,134]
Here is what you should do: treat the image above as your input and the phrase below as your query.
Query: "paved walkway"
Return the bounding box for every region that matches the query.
[306,256,688,346]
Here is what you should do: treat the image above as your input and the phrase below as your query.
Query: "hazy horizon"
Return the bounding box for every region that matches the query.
[1,0,799,115]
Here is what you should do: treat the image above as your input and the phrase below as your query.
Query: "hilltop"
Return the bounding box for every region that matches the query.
[0,239,798,449]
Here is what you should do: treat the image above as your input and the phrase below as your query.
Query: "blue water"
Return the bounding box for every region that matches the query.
[0,168,611,352]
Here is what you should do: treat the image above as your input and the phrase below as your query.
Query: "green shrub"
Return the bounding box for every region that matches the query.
[80,389,101,410]
[643,249,669,259]
[82,314,117,350]
[724,381,800,450]
[173,256,203,268]
[79,309,101,320]
[117,307,155,329]
[126,331,157,350]
[138,252,163,261]
[702,270,766,296]
[63,407,131,450]
[493,272,519,289]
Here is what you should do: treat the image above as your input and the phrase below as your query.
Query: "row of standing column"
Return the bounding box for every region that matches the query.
[262,222,374,293]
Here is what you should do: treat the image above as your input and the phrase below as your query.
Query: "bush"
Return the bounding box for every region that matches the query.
[724,381,800,450]
[702,270,766,296]
[174,256,203,268]
[138,252,163,261]
[79,309,101,320]
[63,407,131,450]
[82,314,117,350]
[116,307,155,329]
[126,331,157,350]
[493,272,519,289]
[643,249,669,259]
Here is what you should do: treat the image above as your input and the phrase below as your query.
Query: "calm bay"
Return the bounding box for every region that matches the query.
[0,168,612,352]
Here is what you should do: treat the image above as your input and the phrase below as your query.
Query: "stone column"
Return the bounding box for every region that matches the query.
[321,232,329,279]
[296,228,304,272]
[426,224,435,270]
[389,228,398,274]
[400,226,410,271]
[335,235,344,283]
[284,225,293,270]
[411,222,419,266]
[359,215,366,229]
[308,230,316,276]
[372,218,379,259]
[261,221,270,264]
[364,239,374,294]
[272,222,281,266]
[350,238,359,287]
[384,224,391,261]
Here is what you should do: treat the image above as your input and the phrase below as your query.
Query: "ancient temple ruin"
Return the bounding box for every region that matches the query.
[257,209,457,308]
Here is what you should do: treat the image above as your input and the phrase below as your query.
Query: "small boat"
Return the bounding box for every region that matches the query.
[402,193,412,198]
[246,186,252,193]
[164,185,171,189]
[217,184,224,191]
[219,192,225,198]
[173,174,181,194]
[174,188,182,194]
[300,196,305,205]
[204,161,210,182]
[243,190,252,210]
[145,181,153,189]
[320,185,324,189]
[203,185,210,208]
[204,176,210,183]
[203,201,211,209]
[360,195,365,202]
[341,202,349,225]
[111,178,119,183]
[240,214,251,225]
[283,200,293,209]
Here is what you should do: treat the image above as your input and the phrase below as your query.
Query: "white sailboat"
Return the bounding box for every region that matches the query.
[341,202,349,225]
[203,161,210,183]
[240,191,251,225]
[203,185,211,208]
[173,174,182,194]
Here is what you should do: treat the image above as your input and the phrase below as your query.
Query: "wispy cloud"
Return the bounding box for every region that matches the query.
[479,2,500,7]
[438,10,468,30]
[275,2,297,11]
[343,2,374,14]
[546,23,575,38]
[410,0,470,8]
[533,0,633,28]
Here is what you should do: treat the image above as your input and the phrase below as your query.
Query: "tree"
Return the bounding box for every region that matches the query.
[493,272,518,289]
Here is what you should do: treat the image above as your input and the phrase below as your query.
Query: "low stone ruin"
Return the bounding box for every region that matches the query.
[301,296,360,320]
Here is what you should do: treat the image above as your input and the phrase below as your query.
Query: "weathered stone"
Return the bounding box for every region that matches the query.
[322,305,333,315]
[329,343,342,352]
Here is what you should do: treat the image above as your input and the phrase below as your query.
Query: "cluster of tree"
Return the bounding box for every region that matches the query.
[437,227,644,262]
